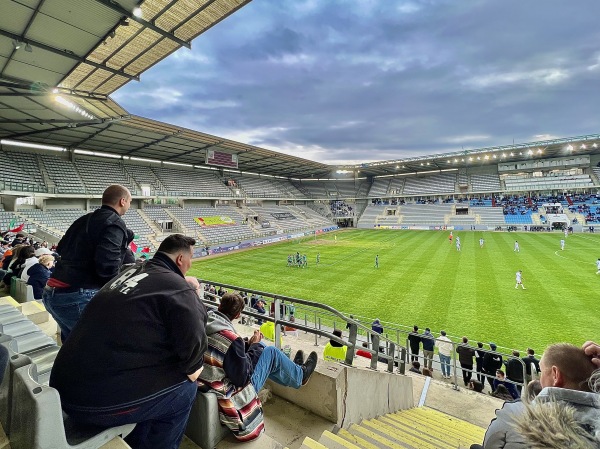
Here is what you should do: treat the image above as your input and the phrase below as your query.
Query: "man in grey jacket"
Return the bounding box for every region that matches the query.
[470,342,600,449]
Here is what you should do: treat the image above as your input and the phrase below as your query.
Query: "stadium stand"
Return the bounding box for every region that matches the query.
[471,173,501,191]
[0,151,46,192]
[368,178,389,197]
[75,159,138,195]
[124,164,167,196]
[503,173,593,191]
[40,156,87,194]
[153,167,234,197]
[403,173,457,195]
[235,176,288,197]
[398,203,451,225]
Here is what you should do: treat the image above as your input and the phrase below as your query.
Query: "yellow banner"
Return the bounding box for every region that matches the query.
[194,216,234,227]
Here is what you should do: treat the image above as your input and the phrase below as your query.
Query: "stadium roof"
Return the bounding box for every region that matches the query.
[1,1,600,180]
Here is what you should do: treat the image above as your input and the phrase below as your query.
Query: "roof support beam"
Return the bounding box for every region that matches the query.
[92,0,191,49]
[67,124,112,148]
[4,115,130,139]
[164,141,224,160]
[0,29,139,81]
[124,131,183,155]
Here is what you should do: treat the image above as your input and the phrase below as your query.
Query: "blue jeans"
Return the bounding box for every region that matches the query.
[42,286,98,341]
[63,381,197,449]
[251,343,303,392]
[439,354,451,377]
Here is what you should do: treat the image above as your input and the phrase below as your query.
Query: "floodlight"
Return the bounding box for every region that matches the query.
[527,149,533,155]
[567,145,573,151]
[594,143,598,148]
[24,43,32,52]
[581,144,586,149]
[12,40,21,50]
[132,6,142,17]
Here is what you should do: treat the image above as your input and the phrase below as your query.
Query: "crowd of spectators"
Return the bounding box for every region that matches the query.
[330,200,354,217]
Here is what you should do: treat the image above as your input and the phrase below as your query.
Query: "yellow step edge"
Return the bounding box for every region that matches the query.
[391,410,485,442]
[400,407,486,433]
[300,437,329,449]
[361,419,443,449]
[337,428,379,449]
[0,296,20,308]
[351,422,413,449]
[399,408,486,438]
[376,416,457,449]
[319,430,363,449]
[30,300,45,311]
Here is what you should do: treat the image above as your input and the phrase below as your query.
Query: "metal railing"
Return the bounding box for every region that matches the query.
[199,279,407,374]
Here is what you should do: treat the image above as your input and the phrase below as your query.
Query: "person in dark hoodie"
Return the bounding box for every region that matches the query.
[482,342,503,390]
[26,254,54,299]
[198,292,317,442]
[50,234,207,449]
[421,328,435,371]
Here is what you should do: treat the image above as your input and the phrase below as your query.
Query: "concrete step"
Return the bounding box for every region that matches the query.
[20,300,49,324]
[319,430,362,449]
[347,423,405,449]
[101,437,131,448]
[300,437,328,449]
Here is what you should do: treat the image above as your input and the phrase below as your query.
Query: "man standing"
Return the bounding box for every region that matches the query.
[198,293,317,441]
[482,343,503,390]
[456,236,461,251]
[50,234,207,449]
[374,254,379,268]
[514,240,520,252]
[505,350,525,394]
[479,237,484,248]
[421,328,435,371]
[515,270,525,289]
[456,336,476,386]
[522,348,541,383]
[436,330,453,379]
[43,185,132,340]
[316,252,320,265]
[560,239,565,251]
[596,258,600,275]
[408,325,421,362]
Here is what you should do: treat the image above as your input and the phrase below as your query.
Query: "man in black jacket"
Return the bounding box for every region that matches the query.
[456,336,476,386]
[522,347,541,382]
[505,350,525,393]
[482,342,503,390]
[43,184,132,340]
[50,234,207,449]
[408,325,421,362]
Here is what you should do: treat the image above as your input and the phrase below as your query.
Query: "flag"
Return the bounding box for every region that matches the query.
[141,247,150,253]
[7,223,24,233]
[8,218,16,229]
[129,241,138,253]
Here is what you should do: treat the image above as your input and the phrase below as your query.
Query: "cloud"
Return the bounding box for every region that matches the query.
[112,0,600,165]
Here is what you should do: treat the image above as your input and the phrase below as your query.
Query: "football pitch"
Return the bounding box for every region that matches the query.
[188,229,600,352]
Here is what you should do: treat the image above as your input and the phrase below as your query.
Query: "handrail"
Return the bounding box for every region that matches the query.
[199,282,406,374]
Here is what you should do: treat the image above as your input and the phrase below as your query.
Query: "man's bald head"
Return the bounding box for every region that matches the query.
[102,185,131,216]
[540,343,597,391]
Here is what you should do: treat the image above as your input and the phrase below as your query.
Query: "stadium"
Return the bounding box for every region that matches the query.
[0,1,599,448]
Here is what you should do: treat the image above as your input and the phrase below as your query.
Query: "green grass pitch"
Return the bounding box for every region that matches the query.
[188,229,600,352]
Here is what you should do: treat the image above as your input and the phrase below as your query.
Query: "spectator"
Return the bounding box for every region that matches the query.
[436,330,453,379]
[409,361,422,374]
[422,368,433,377]
[421,328,435,371]
[482,343,503,390]
[408,325,421,362]
[198,292,317,441]
[471,343,600,449]
[505,350,525,393]
[323,329,347,362]
[2,245,34,287]
[523,380,542,403]
[50,234,207,449]
[468,380,485,393]
[457,336,476,386]
[26,254,54,300]
[21,246,52,282]
[522,348,541,382]
[371,318,383,334]
[356,342,372,359]
[493,369,520,400]
[491,383,516,402]
[252,299,266,325]
[475,342,485,383]
[43,185,132,341]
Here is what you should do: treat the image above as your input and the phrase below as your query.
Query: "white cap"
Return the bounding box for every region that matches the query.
[34,248,53,257]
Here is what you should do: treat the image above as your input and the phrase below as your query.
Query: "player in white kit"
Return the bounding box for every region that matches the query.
[596,259,600,275]
[560,239,565,251]
[515,270,525,289]
[456,236,461,251]
[514,241,520,252]
[479,238,484,248]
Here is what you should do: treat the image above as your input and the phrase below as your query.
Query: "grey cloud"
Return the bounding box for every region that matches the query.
[113,0,600,164]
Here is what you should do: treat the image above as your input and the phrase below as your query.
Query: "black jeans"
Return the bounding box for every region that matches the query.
[460,363,473,385]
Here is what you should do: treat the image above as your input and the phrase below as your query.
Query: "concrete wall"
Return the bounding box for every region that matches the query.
[44,198,87,210]
[267,362,413,428]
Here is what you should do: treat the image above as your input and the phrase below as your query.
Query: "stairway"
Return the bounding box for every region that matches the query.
[299,407,485,449]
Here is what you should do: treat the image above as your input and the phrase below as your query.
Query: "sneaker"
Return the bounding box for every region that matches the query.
[301,351,318,386]
[293,350,305,366]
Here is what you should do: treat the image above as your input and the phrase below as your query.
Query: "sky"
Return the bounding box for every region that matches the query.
[113,0,600,165]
